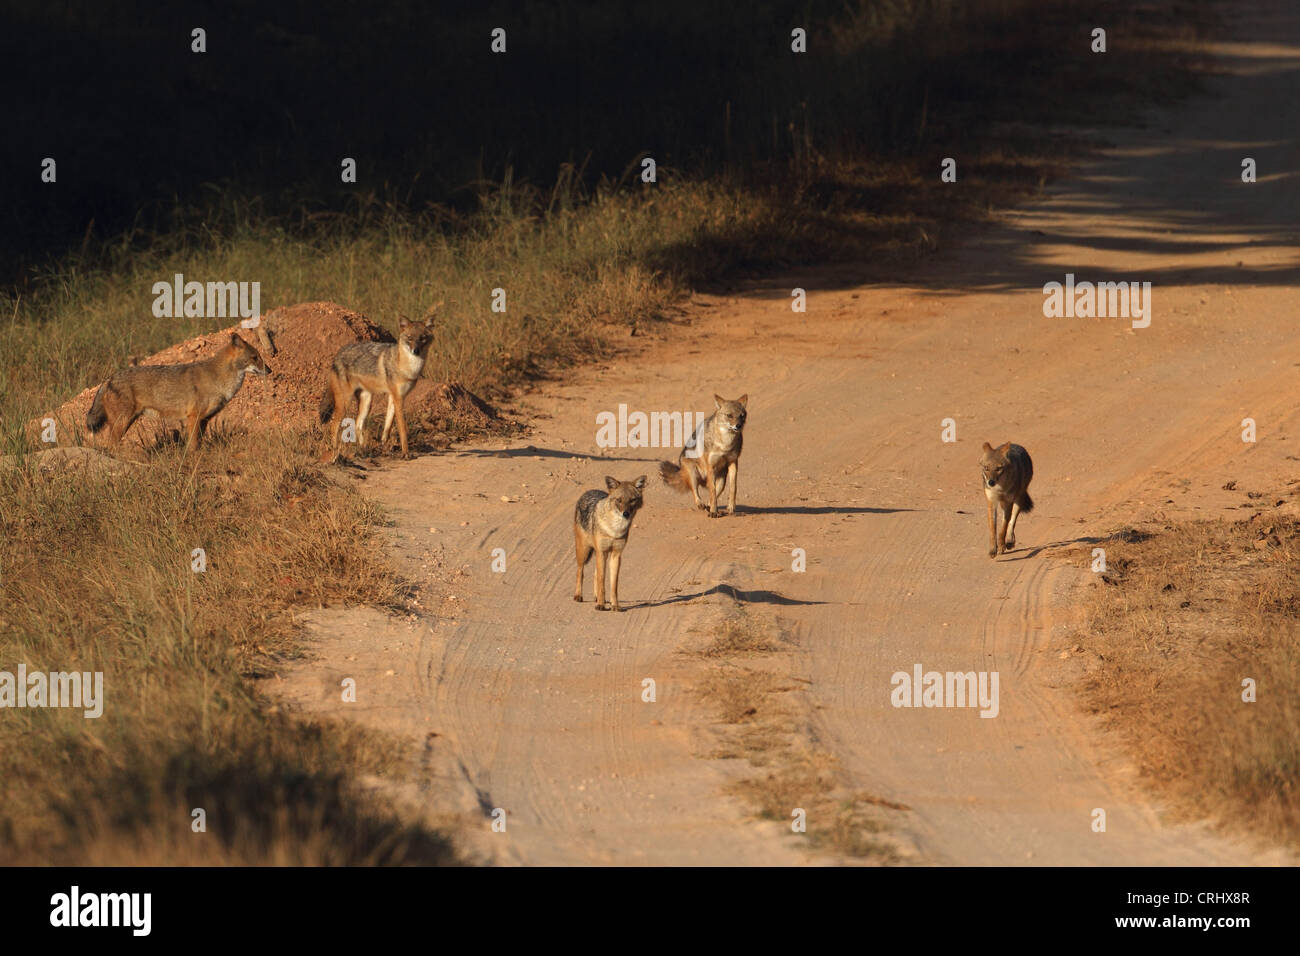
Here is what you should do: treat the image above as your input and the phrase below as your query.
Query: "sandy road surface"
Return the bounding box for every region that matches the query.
[277,0,1299,865]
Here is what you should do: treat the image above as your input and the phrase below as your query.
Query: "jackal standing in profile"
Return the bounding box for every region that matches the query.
[573,475,646,611]
[85,333,271,452]
[658,393,748,517]
[319,316,434,461]
[980,441,1034,557]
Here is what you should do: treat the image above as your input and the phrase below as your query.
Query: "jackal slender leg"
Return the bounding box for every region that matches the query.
[1006,501,1022,550]
[574,531,592,602]
[355,391,372,448]
[389,387,410,458]
[608,549,623,611]
[108,409,137,445]
[326,375,348,461]
[691,467,707,509]
[184,411,202,452]
[594,545,608,609]
[380,395,397,446]
[998,500,1014,554]
[726,460,738,515]
[706,463,719,517]
[987,496,999,558]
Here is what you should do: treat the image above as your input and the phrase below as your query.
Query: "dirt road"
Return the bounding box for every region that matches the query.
[277,0,1299,865]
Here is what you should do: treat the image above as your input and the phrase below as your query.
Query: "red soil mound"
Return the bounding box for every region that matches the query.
[33,301,503,451]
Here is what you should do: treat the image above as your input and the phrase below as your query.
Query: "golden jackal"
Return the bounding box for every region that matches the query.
[85,333,270,451]
[574,475,646,611]
[980,441,1034,557]
[658,393,747,517]
[318,316,434,461]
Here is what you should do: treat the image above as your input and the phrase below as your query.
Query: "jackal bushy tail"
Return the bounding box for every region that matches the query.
[658,459,692,492]
[318,386,336,424]
[86,388,110,433]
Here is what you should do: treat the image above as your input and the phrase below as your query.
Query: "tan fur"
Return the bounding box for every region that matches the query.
[319,316,434,462]
[573,475,646,611]
[980,441,1035,558]
[85,333,270,452]
[659,393,748,517]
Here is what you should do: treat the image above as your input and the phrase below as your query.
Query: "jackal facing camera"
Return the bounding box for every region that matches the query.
[319,315,435,462]
[980,441,1034,557]
[574,475,646,611]
[659,393,748,517]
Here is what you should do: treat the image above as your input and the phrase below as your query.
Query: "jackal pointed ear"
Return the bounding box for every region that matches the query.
[398,314,412,329]
[604,475,620,491]
[981,441,993,453]
[228,333,242,347]
[714,394,724,410]
[737,394,748,408]
[634,475,647,490]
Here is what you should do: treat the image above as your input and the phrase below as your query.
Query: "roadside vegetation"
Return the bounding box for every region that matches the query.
[1077,504,1300,850]
[691,607,911,861]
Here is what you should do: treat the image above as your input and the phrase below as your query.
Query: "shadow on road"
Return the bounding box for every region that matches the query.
[635,582,825,609]
[999,528,1152,561]
[455,444,657,464]
[733,504,914,516]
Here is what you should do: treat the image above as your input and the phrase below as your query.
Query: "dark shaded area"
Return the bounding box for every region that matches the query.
[0,0,1209,286]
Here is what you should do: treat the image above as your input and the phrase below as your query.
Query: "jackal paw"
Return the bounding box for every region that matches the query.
[707,510,721,518]
[1004,538,1015,551]
[573,595,583,603]
[595,602,609,611]
[988,547,998,558]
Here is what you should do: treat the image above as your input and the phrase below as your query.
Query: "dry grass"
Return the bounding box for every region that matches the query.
[0,429,457,864]
[1077,505,1300,849]
[689,607,908,860]
[730,755,907,859]
[696,612,789,658]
